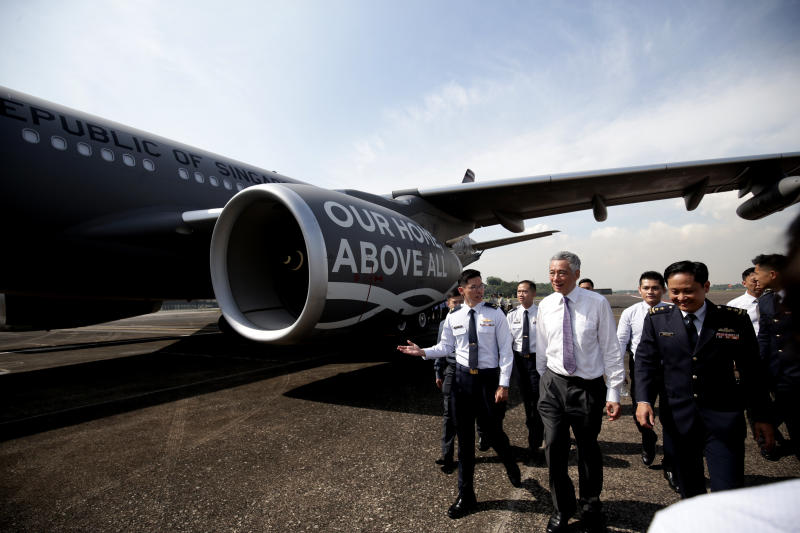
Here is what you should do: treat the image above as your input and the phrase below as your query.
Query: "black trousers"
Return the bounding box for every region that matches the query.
[668,410,745,498]
[538,368,606,516]
[775,386,800,460]
[629,352,657,449]
[514,351,544,450]
[452,364,513,496]
[441,360,488,459]
[440,360,457,459]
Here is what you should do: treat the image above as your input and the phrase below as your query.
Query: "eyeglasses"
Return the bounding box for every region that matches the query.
[465,283,486,290]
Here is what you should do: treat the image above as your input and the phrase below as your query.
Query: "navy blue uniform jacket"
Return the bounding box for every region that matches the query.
[634,300,772,436]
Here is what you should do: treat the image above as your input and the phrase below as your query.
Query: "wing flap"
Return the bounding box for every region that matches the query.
[393,152,800,229]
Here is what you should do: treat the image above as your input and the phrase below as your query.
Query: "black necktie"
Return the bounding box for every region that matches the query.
[684,313,698,349]
[521,310,530,356]
[468,309,478,370]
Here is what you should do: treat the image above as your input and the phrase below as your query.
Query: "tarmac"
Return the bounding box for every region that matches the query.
[1,301,798,532]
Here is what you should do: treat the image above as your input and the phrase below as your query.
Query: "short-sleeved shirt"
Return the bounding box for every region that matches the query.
[726,292,760,335]
[617,300,670,360]
[423,301,514,387]
[506,303,538,353]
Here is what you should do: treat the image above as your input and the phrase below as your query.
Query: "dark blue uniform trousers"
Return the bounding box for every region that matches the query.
[514,351,544,450]
[452,364,513,496]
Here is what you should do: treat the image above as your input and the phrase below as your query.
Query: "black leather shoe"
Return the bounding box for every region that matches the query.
[447,493,476,519]
[478,437,490,451]
[579,510,606,533]
[527,447,546,466]
[435,456,451,466]
[663,468,680,493]
[641,438,656,466]
[546,513,570,533]
[440,459,456,474]
[506,461,522,487]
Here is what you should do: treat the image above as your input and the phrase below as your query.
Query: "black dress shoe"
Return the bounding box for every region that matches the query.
[435,456,451,466]
[527,447,546,466]
[579,511,606,533]
[440,459,456,474]
[478,437,491,451]
[546,513,570,533]
[641,436,656,466]
[506,461,522,487]
[663,468,680,493]
[447,493,476,519]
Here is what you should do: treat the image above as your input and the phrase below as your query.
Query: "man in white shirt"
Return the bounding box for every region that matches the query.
[506,279,544,464]
[726,267,762,334]
[536,251,625,533]
[398,269,521,519]
[617,271,679,492]
[617,272,669,464]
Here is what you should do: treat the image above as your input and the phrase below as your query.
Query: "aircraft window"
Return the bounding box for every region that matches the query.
[51,136,67,151]
[236,183,244,191]
[142,159,155,171]
[122,154,135,167]
[178,168,189,180]
[209,176,219,187]
[77,142,92,156]
[22,128,40,144]
[223,179,232,190]
[101,148,115,162]
[194,171,204,184]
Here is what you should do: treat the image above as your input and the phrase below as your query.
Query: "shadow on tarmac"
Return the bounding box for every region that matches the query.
[0,325,441,442]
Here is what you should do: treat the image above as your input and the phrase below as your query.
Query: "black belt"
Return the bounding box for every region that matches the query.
[456,363,499,375]
[545,367,603,384]
[513,350,536,359]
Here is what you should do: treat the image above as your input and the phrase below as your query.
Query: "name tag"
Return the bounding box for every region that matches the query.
[453,324,464,330]
[659,331,674,337]
[716,332,740,340]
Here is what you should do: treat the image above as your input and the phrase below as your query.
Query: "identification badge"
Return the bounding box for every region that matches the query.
[658,331,674,337]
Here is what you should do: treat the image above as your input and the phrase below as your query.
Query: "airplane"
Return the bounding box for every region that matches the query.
[1,86,798,343]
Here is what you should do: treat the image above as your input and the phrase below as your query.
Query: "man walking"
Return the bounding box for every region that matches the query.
[506,280,545,464]
[536,251,625,533]
[398,269,521,519]
[635,261,774,498]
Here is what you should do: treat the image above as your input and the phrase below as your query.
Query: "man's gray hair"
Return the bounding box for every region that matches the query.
[550,251,581,273]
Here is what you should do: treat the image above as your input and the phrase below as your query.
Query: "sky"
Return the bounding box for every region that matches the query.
[2,0,799,290]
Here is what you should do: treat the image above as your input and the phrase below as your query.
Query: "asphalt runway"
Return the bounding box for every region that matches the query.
[1,306,798,532]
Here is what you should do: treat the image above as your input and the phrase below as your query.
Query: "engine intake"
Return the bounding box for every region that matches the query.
[211,184,460,343]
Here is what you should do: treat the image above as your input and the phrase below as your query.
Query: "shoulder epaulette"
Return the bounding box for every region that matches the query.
[485,302,498,309]
[762,288,774,295]
[451,304,462,313]
[649,304,673,315]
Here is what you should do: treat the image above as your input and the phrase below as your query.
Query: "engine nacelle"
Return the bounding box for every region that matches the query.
[210,183,462,343]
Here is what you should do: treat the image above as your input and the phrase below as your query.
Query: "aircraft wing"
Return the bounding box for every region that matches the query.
[391,152,800,232]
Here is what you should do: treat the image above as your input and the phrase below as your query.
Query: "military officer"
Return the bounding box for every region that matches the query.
[635,260,775,498]
[398,269,521,519]
[506,279,545,464]
[753,253,798,459]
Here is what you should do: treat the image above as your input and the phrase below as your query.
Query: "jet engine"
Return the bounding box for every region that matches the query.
[210,183,462,343]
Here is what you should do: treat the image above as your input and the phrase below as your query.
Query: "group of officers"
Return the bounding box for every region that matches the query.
[397,250,796,533]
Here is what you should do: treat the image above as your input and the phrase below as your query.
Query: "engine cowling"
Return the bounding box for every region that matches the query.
[210,183,462,343]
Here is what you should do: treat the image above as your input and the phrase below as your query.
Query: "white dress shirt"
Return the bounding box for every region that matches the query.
[726,292,760,335]
[617,300,670,360]
[535,287,625,402]
[423,301,514,387]
[681,301,707,336]
[506,303,538,353]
